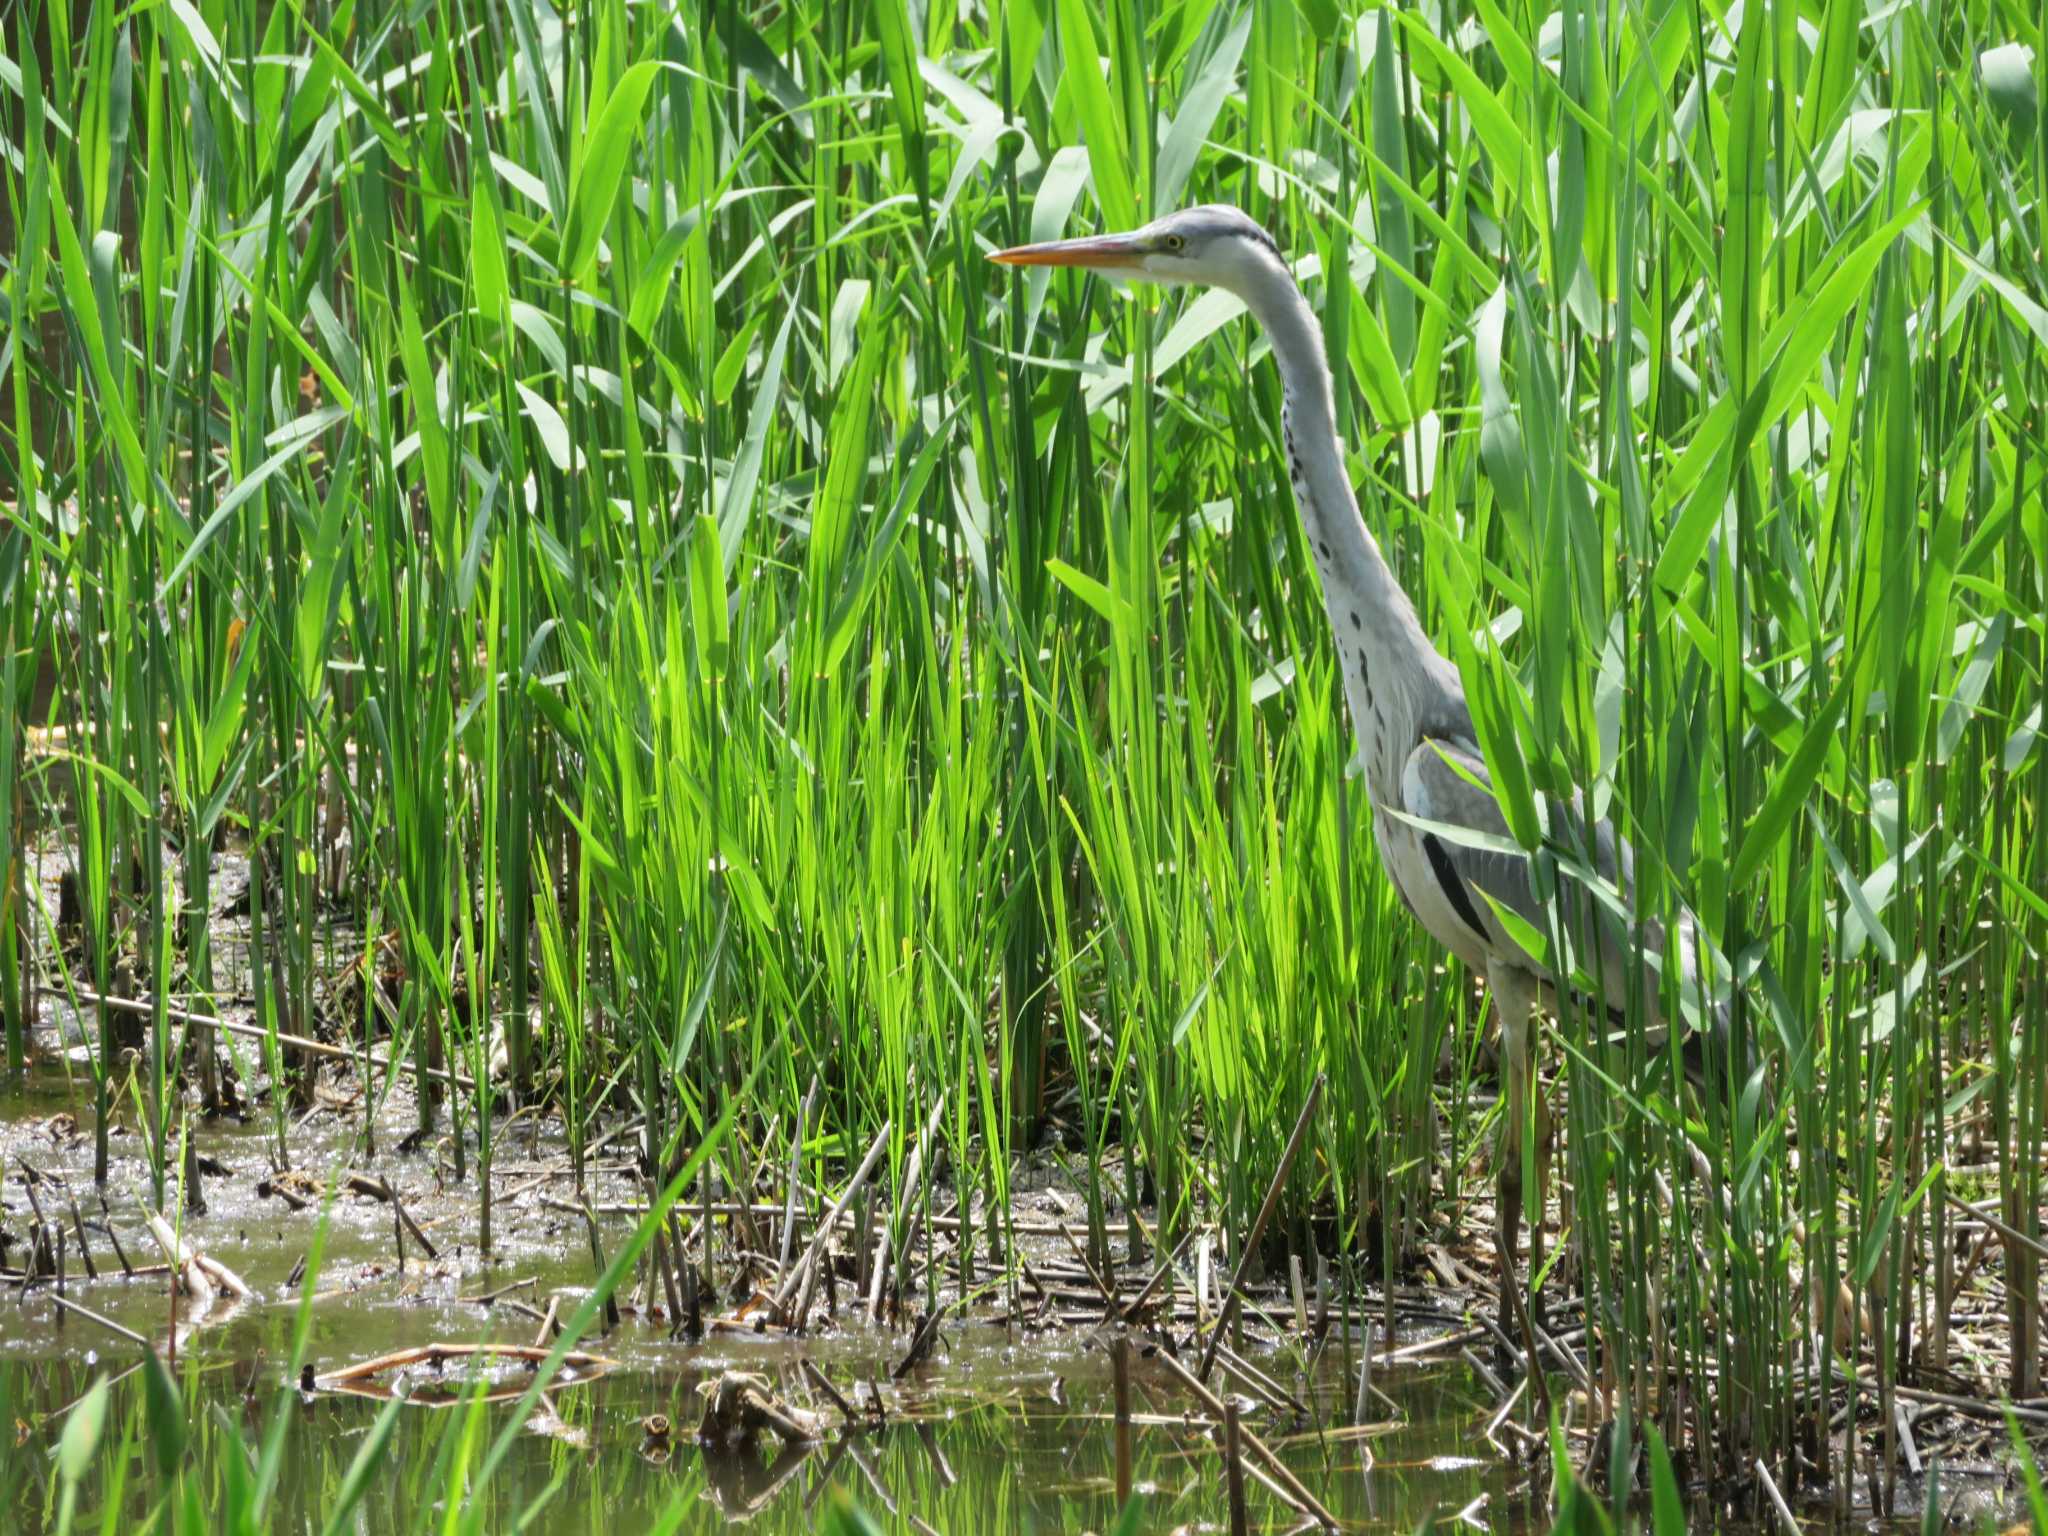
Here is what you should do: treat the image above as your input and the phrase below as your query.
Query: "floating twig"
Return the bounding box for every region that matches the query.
[695,1369,825,1446]
[459,1276,538,1306]
[315,1341,615,1388]
[143,1212,252,1302]
[50,1294,150,1349]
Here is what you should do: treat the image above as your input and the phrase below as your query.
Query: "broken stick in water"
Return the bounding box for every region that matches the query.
[1197,1073,1323,1384]
[315,1341,615,1388]
[50,1294,150,1350]
[696,1369,825,1446]
[1223,1398,1250,1536]
[144,1211,252,1303]
[1150,1343,1338,1529]
[773,1119,890,1329]
[1112,1334,1133,1506]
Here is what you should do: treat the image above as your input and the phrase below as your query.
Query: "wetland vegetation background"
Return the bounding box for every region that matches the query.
[0,0,2045,1527]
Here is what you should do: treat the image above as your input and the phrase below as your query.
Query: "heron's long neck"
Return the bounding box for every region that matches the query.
[1237,259,1460,802]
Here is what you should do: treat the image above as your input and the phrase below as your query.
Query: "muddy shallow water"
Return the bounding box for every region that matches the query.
[0,1034,2017,1533]
[0,1330,1531,1533]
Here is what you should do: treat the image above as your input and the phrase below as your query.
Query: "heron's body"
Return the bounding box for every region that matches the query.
[993,205,1726,1336]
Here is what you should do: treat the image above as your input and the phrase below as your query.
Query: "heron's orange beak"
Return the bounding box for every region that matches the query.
[990,233,1149,270]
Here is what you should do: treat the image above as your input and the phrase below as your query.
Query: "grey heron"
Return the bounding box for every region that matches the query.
[993,205,1732,1339]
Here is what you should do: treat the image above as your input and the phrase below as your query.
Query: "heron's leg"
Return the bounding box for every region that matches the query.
[1489,961,1544,1339]
[1533,1064,1555,1307]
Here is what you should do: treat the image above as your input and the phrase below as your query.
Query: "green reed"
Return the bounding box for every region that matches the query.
[2,0,2043,1494]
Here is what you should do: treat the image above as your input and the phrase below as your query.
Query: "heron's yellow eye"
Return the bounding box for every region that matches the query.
[1163,234,1186,253]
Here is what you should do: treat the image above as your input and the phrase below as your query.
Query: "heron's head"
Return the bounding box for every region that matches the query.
[990,205,1286,298]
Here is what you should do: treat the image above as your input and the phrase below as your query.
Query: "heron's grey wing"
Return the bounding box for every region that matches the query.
[1396,736,1549,970]
[1400,741,1671,1015]
[1399,737,1710,1034]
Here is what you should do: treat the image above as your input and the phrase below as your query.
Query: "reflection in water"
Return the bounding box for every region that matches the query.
[0,1329,1533,1534]
[0,1073,2011,1533]
[0,1308,2018,1531]
[703,1437,816,1520]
